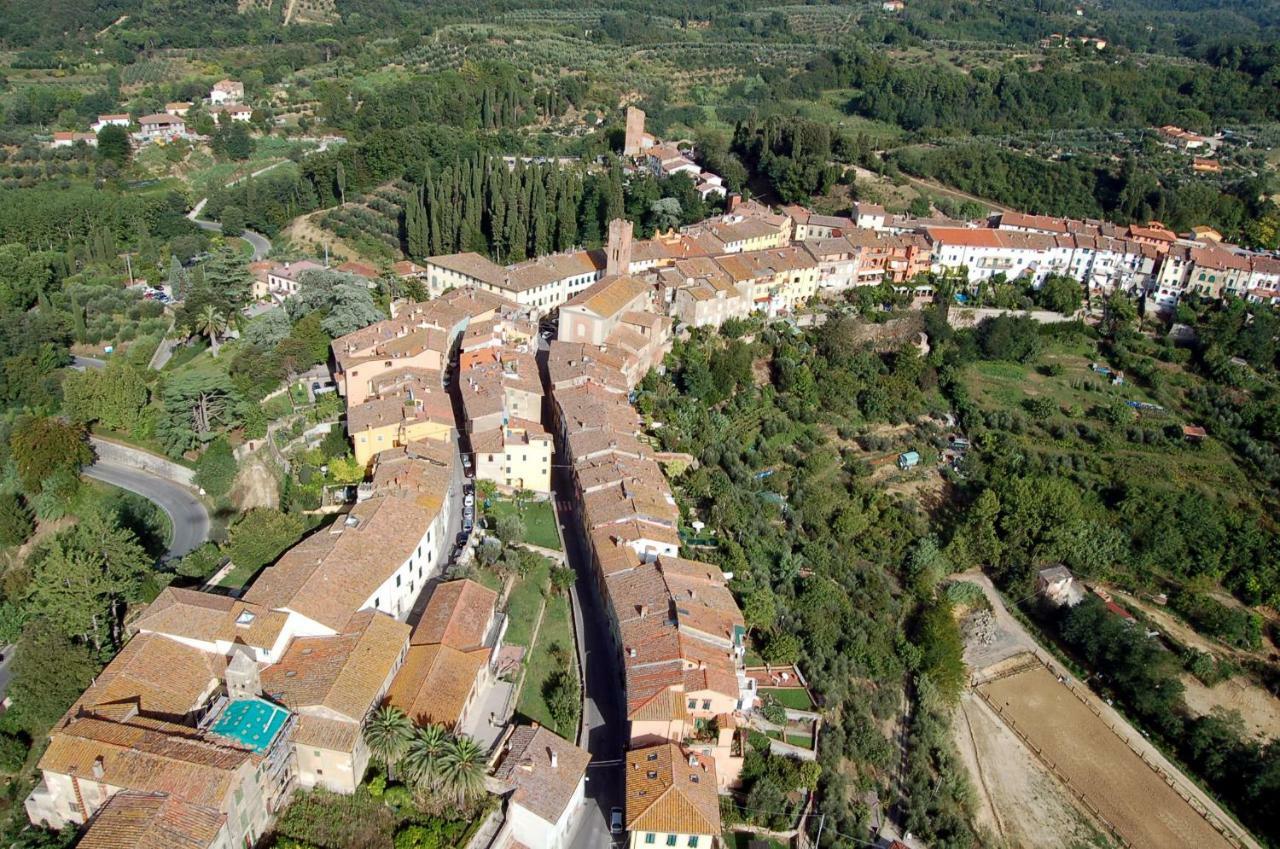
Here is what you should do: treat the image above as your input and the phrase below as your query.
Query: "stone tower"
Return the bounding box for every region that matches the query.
[606,218,634,277]
[225,645,262,700]
[623,106,647,157]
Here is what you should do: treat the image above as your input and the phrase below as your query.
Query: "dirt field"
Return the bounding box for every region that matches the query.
[1182,674,1280,741]
[955,691,1112,849]
[980,666,1236,849]
[230,454,280,512]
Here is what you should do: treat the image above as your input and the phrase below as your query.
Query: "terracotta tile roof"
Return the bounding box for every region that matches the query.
[130,589,286,653]
[243,494,438,632]
[581,480,678,528]
[562,274,651,319]
[385,643,487,727]
[40,717,253,810]
[78,792,225,849]
[291,715,360,753]
[412,580,497,651]
[68,634,223,726]
[492,725,591,824]
[261,611,408,722]
[625,743,719,835]
[426,252,506,286]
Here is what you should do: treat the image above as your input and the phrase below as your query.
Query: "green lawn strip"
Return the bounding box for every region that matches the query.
[487,499,561,550]
[785,733,814,749]
[760,687,814,710]
[470,565,504,593]
[502,558,551,648]
[743,650,765,667]
[515,591,578,735]
[216,561,260,589]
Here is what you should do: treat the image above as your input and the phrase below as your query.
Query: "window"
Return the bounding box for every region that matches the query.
[687,699,697,709]
[396,576,401,587]
[667,837,677,847]
[645,836,656,845]
[647,752,658,761]
[688,838,698,847]
[702,700,711,710]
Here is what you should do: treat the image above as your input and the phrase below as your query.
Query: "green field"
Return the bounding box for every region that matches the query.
[502,556,551,648]
[761,687,815,711]
[487,498,562,550]
[515,591,579,736]
[960,338,1249,494]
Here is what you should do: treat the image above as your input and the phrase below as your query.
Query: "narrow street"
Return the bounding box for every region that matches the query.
[554,462,627,849]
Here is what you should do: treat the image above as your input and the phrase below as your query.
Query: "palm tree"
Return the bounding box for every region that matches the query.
[438,735,487,807]
[402,723,450,792]
[193,304,228,357]
[363,706,413,780]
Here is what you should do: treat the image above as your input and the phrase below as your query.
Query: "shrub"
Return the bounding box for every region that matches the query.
[194,437,237,499]
[0,492,35,547]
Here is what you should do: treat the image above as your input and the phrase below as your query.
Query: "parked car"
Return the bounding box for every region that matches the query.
[461,455,472,469]
[464,493,475,507]
[609,808,623,834]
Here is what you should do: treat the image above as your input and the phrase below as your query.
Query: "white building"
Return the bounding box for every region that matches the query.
[490,726,591,849]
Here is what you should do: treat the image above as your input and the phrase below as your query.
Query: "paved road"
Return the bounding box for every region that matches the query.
[553,465,627,849]
[188,200,273,261]
[84,462,210,560]
[71,355,107,371]
[0,643,15,703]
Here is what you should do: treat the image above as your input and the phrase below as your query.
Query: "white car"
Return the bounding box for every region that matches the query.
[464,493,475,507]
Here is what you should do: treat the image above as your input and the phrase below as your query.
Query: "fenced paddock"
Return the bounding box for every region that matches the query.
[979,663,1243,849]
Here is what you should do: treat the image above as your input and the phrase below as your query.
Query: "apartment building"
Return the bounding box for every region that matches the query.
[386,579,501,730]
[348,373,454,467]
[624,743,721,849]
[489,725,592,849]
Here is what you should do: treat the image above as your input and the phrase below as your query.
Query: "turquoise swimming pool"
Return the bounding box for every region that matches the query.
[209,697,290,753]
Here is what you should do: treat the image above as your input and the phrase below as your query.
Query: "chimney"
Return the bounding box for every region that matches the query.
[92,756,105,780]
[549,748,558,769]
[638,604,649,617]
[687,753,698,767]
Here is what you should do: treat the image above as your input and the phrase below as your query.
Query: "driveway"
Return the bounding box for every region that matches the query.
[83,462,211,560]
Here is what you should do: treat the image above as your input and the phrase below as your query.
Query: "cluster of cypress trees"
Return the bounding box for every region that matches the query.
[403,155,625,262]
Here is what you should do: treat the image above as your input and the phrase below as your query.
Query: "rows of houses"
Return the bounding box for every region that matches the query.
[27,282,598,848]
[546,269,747,848]
[23,437,460,843]
[415,195,1280,326]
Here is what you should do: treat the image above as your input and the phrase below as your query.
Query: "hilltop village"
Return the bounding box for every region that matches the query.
[20,104,1280,843]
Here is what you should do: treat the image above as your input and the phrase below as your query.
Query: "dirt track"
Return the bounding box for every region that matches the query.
[980,666,1235,849]
[954,690,1108,848]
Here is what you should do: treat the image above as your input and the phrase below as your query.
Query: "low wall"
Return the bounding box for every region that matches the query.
[89,436,196,488]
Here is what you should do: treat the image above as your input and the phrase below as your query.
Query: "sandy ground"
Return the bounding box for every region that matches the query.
[279,209,369,263]
[230,453,280,511]
[954,691,1111,849]
[981,666,1236,849]
[1181,674,1280,741]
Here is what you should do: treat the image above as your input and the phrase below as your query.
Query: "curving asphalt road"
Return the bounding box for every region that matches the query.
[188,198,272,261]
[83,462,211,560]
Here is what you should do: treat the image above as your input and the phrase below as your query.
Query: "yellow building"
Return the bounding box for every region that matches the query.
[472,420,553,493]
[348,380,455,467]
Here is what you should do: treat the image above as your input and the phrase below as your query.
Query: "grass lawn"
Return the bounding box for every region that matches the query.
[216,561,260,590]
[761,688,815,711]
[785,733,815,749]
[487,498,561,550]
[515,590,579,737]
[502,557,551,648]
[470,564,505,593]
[743,650,765,667]
[288,382,311,407]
